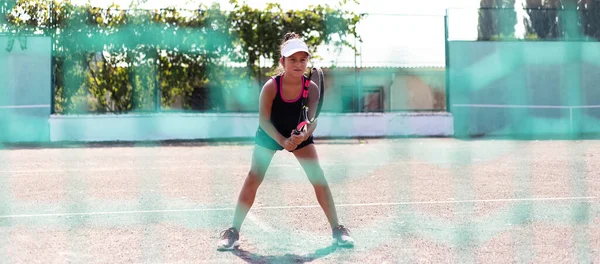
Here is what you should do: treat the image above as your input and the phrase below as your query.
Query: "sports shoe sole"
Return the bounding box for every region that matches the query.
[336,240,354,248]
[217,241,240,251]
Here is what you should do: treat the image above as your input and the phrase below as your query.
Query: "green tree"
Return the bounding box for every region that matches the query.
[523,0,592,40]
[4,0,363,113]
[478,0,517,40]
[578,0,600,40]
[522,0,562,39]
[149,4,237,111]
[228,0,364,83]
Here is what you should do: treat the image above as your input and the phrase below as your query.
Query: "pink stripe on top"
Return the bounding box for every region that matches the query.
[277,75,304,103]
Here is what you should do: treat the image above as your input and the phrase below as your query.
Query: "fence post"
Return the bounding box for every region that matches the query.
[445,10,450,113]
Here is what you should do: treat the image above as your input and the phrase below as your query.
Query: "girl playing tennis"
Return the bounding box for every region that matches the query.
[218,32,354,251]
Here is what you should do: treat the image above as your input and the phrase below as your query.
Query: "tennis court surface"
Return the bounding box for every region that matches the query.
[0,138,598,263]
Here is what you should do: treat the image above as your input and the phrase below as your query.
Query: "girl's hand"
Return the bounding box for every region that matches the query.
[282,138,298,152]
[290,131,306,145]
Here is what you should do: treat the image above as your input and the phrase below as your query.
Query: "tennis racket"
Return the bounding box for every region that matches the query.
[293,66,325,135]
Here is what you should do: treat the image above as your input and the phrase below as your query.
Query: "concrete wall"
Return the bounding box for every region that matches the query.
[163,67,447,114]
[321,67,446,113]
[49,112,454,142]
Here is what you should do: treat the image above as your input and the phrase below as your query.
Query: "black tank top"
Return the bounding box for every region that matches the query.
[265,74,305,137]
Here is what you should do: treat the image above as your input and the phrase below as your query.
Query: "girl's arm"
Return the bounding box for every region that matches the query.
[258,79,287,146]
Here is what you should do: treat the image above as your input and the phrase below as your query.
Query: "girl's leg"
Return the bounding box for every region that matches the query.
[292,144,339,229]
[293,144,354,247]
[232,145,276,231]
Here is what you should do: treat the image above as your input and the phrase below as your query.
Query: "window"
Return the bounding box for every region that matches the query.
[361,87,383,112]
[342,85,384,112]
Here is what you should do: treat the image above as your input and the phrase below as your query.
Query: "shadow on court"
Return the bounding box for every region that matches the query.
[231,244,339,263]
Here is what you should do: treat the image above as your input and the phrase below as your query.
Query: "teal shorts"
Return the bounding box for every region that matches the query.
[255,128,314,152]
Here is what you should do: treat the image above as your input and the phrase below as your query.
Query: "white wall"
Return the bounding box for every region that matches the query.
[49,112,454,142]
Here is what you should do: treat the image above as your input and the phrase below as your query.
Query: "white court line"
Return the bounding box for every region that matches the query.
[0,196,597,219]
[0,166,290,173]
[0,104,51,109]
[0,162,411,174]
[453,103,600,133]
[452,104,600,109]
[453,104,570,109]
[246,212,274,232]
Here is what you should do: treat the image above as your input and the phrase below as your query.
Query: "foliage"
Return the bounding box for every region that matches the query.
[477,0,600,41]
[2,0,363,114]
[521,0,599,41]
[228,0,364,78]
[522,0,561,40]
[580,0,600,40]
[477,0,517,40]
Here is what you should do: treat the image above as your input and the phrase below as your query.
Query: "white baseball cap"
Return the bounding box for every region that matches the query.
[281,39,311,57]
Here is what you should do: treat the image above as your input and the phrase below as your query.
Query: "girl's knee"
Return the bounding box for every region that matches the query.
[245,171,265,188]
[312,182,330,195]
[308,168,328,186]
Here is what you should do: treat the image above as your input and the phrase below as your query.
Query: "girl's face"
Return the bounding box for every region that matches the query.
[280,52,309,78]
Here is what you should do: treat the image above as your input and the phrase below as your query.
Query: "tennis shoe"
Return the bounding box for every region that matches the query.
[217,227,240,251]
[332,225,354,247]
